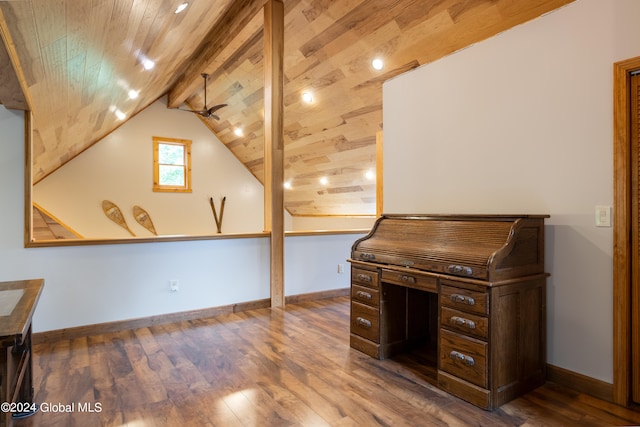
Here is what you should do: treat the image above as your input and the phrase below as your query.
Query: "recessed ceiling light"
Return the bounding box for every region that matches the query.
[234,128,244,137]
[284,180,292,190]
[302,92,313,103]
[365,170,375,180]
[371,58,384,71]
[174,2,189,14]
[128,89,139,100]
[142,59,155,70]
[115,109,126,120]
[320,177,328,186]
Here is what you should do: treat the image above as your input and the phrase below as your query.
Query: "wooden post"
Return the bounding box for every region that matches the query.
[376,130,384,218]
[264,0,285,308]
[24,111,32,246]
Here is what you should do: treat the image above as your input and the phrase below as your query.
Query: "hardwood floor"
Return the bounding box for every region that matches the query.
[15,296,640,426]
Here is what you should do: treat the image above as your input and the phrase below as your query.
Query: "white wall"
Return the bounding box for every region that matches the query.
[285,233,356,296]
[33,99,265,237]
[1,105,362,333]
[383,0,639,383]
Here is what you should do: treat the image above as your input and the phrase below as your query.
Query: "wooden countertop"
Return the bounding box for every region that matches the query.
[0,279,43,340]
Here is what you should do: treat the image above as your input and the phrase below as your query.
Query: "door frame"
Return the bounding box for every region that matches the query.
[613,56,640,406]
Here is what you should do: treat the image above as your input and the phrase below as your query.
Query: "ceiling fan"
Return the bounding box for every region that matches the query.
[177,73,227,120]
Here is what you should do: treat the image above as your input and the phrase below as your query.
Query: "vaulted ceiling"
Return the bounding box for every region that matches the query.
[0,0,573,216]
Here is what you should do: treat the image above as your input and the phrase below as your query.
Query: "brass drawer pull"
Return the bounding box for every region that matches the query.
[399,275,416,284]
[451,294,475,306]
[450,350,475,367]
[450,316,476,329]
[356,273,372,282]
[356,317,372,328]
[448,265,473,276]
[356,290,372,300]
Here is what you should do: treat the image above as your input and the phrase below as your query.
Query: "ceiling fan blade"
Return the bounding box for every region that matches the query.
[208,104,227,114]
[175,106,205,114]
[198,110,222,120]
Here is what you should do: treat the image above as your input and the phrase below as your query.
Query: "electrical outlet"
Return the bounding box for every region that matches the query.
[338,264,345,274]
[169,280,179,292]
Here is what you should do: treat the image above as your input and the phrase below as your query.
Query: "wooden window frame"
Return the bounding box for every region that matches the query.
[153,136,192,193]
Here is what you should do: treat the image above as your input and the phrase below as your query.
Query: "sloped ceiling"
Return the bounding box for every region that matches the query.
[0,0,574,216]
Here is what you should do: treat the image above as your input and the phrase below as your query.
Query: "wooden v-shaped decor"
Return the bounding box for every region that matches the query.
[209,196,226,233]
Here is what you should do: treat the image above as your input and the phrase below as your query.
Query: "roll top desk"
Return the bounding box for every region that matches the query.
[348,214,548,410]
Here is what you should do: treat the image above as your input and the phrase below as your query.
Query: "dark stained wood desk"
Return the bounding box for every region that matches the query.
[348,215,548,410]
[0,279,43,426]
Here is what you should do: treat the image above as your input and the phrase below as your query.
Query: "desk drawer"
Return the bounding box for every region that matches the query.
[441,306,488,340]
[351,302,379,343]
[352,268,379,288]
[381,269,437,293]
[439,329,487,388]
[440,283,488,315]
[351,284,379,307]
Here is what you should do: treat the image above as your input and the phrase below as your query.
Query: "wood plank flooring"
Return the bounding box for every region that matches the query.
[15,296,640,426]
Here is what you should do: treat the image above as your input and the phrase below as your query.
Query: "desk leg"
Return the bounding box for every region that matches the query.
[0,344,9,427]
[10,326,37,421]
[15,326,34,405]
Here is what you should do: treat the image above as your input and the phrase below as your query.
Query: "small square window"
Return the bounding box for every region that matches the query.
[153,136,192,192]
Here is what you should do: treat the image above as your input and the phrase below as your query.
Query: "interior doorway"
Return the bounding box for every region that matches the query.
[632,72,640,405]
[613,56,640,406]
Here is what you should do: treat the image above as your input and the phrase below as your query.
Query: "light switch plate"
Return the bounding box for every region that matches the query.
[595,205,612,227]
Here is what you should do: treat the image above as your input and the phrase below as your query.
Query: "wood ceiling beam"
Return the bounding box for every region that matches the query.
[0,9,30,110]
[167,0,268,109]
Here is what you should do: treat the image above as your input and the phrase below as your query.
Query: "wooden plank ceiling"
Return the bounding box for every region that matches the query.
[0,0,573,216]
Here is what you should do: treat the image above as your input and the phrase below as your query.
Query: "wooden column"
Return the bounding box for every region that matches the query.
[23,111,32,246]
[264,0,285,308]
[376,130,384,218]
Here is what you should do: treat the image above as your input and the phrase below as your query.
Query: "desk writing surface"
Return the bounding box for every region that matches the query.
[0,290,24,316]
[0,279,44,339]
